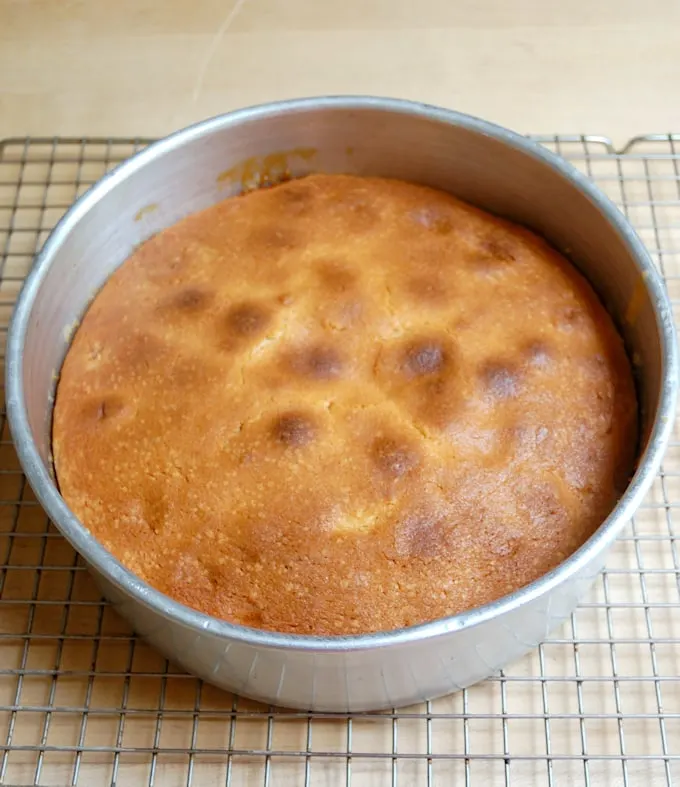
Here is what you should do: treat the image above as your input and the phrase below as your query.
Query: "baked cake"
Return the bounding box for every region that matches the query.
[52,174,638,635]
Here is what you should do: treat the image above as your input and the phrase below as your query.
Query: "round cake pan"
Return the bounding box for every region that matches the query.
[6,97,678,712]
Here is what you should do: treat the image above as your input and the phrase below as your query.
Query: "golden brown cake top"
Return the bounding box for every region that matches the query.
[53,174,638,635]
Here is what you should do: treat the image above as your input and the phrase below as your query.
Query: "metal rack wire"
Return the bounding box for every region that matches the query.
[0,134,678,787]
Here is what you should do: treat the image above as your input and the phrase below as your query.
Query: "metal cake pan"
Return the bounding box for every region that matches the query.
[5,97,678,712]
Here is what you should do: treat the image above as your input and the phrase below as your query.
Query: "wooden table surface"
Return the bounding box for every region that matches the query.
[2,0,680,145]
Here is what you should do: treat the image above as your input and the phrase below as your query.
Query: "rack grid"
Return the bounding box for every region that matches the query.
[0,134,678,787]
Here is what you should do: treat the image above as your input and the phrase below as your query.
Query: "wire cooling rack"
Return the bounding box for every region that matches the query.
[0,134,678,787]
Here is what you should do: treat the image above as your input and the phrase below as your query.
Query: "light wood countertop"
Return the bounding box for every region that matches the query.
[2,0,680,145]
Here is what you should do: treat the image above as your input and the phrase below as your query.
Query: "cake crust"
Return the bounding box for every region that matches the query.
[52,174,638,635]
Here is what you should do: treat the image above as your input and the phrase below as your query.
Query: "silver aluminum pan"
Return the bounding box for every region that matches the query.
[6,97,677,711]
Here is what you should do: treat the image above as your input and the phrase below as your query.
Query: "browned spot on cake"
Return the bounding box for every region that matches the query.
[274,182,314,215]
[395,507,448,558]
[142,489,168,535]
[81,394,129,424]
[371,436,420,479]
[224,302,271,338]
[239,606,265,627]
[172,287,212,312]
[481,235,517,263]
[271,412,316,447]
[316,259,357,292]
[472,235,518,276]
[288,344,343,380]
[481,361,521,399]
[402,339,448,378]
[374,337,460,432]
[248,224,300,252]
[406,274,447,304]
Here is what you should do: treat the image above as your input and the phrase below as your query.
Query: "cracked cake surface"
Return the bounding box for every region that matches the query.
[52,174,638,635]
